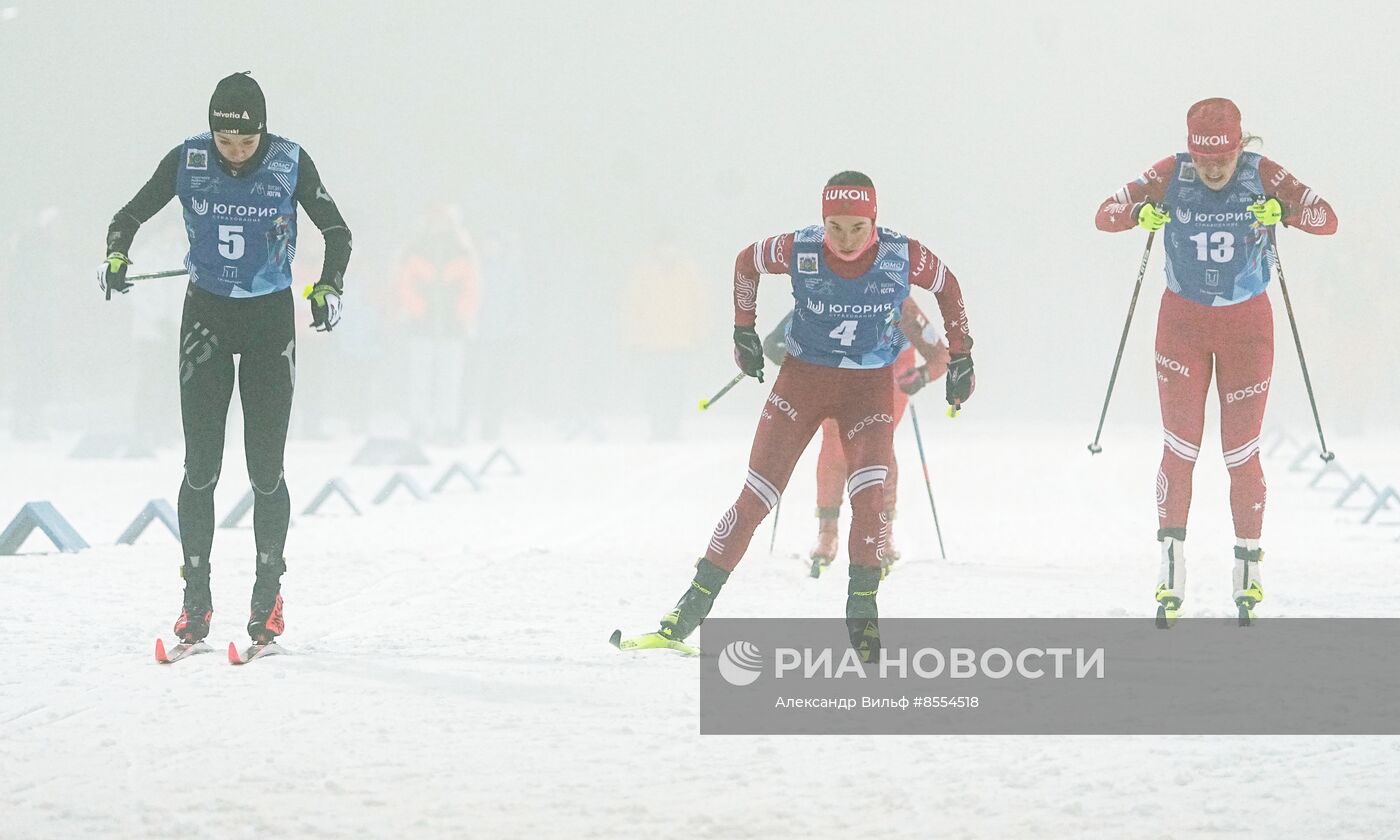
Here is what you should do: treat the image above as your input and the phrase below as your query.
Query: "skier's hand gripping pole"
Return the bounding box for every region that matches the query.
[1087,218,1160,455]
[732,326,765,383]
[944,354,975,418]
[99,252,132,300]
[100,256,188,301]
[304,283,343,332]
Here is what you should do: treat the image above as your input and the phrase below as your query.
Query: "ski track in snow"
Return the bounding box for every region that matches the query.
[1,422,1398,839]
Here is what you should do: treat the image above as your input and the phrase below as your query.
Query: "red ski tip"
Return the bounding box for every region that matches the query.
[155,638,168,663]
[227,641,241,665]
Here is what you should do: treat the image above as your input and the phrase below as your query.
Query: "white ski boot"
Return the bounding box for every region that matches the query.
[1155,528,1187,629]
[1233,544,1264,626]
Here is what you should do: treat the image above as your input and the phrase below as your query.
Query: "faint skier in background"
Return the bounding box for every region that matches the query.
[393,202,480,443]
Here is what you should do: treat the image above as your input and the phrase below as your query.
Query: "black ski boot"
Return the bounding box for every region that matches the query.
[847,564,882,664]
[658,558,731,642]
[173,557,213,643]
[247,553,286,643]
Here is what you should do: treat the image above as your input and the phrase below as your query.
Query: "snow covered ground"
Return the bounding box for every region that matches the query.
[2,414,1399,839]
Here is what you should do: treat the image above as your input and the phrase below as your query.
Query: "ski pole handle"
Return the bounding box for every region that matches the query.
[699,373,746,411]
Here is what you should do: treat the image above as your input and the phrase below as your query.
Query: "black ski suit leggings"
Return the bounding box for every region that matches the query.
[177,285,295,576]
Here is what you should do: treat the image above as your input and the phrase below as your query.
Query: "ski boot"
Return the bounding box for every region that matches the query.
[658,559,730,643]
[809,506,840,578]
[1154,528,1186,629]
[847,564,882,664]
[246,552,286,644]
[173,557,213,643]
[880,507,900,580]
[1233,545,1264,626]
[612,559,730,654]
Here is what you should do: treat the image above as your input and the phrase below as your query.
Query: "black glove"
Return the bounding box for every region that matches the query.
[733,325,764,383]
[945,353,974,410]
[100,252,132,299]
[304,282,342,332]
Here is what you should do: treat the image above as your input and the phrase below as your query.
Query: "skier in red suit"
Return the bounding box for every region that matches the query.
[763,300,950,578]
[621,170,975,660]
[1095,97,1336,626]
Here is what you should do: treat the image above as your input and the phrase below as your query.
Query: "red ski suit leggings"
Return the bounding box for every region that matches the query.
[705,356,895,571]
[1155,290,1273,540]
[815,347,915,510]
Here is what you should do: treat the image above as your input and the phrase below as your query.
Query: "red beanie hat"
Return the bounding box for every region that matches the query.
[1186,98,1242,160]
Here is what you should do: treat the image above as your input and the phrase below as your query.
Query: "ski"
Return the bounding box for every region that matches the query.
[608,629,699,656]
[155,638,212,664]
[228,640,286,665]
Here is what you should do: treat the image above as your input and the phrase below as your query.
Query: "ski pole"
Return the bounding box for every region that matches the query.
[768,496,781,555]
[129,268,189,282]
[1268,227,1335,462]
[104,267,189,301]
[699,373,745,411]
[1087,226,1158,455]
[908,404,946,560]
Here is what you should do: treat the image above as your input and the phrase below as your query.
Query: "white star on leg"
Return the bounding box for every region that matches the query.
[1252,502,1263,511]
[864,536,875,545]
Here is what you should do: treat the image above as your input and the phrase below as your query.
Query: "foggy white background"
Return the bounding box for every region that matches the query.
[0,0,1394,442]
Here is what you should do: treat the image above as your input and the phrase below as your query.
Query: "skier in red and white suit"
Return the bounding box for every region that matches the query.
[764,300,950,578]
[646,171,974,659]
[1095,98,1336,624]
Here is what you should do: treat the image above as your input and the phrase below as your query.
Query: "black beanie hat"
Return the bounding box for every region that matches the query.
[208,72,266,135]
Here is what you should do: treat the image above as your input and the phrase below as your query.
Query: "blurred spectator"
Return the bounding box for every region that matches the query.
[392,203,481,442]
[620,239,707,440]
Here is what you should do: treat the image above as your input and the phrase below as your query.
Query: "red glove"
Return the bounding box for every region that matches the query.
[896,365,932,395]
